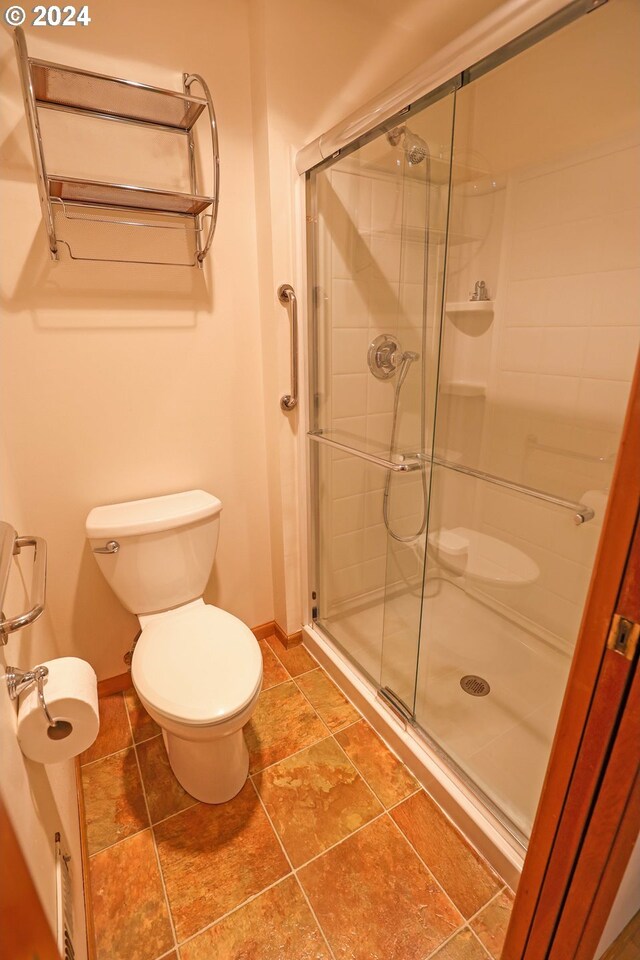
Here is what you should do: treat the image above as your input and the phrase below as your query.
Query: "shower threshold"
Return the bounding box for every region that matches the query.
[302,621,526,889]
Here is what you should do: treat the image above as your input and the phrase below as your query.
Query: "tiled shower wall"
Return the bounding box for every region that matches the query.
[438,136,640,645]
[317,162,436,612]
[316,126,639,652]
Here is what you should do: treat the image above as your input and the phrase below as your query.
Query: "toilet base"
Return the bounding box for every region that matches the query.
[162,726,250,804]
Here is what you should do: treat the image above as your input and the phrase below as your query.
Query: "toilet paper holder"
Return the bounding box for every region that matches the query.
[5,664,73,740]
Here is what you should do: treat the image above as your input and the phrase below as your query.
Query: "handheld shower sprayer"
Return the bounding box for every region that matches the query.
[367,335,427,544]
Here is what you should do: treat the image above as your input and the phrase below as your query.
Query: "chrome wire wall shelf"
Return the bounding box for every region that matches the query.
[13,27,220,267]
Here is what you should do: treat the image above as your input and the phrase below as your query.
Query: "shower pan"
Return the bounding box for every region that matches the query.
[303,0,640,861]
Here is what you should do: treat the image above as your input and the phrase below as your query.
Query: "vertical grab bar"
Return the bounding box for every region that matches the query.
[278,284,298,411]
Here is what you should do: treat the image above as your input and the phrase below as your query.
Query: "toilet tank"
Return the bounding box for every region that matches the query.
[86,490,222,616]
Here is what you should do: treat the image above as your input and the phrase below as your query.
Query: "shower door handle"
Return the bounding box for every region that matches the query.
[278,283,298,411]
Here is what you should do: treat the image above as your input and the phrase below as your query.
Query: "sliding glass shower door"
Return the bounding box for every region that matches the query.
[308,88,455,710]
[308,0,640,842]
[413,0,640,841]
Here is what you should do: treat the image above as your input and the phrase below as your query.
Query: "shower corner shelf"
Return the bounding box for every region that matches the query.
[446,301,494,319]
[13,27,219,267]
[439,380,487,398]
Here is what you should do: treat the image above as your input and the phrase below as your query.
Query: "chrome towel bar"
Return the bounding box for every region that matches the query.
[428,456,595,524]
[0,522,47,644]
[279,283,299,411]
[308,432,421,472]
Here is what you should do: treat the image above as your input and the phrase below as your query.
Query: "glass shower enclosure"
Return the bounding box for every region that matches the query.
[306,0,640,843]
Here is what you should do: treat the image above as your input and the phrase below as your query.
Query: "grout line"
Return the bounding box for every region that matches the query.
[80,741,135,769]
[255,668,320,699]
[175,872,296,952]
[328,728,393,811]
[290,663,322,680]
[124,706,180,955]
[130,729,164,748]
[329,719,421,812]
[290,666,362,736]
[80,730,163,769]
[148,796,201,830]
[293,874,338,960]
[421,922,471,960]
[375,722,507,885]
[459,886,510,960]
[250,732,335,776]
[419,885,506,960]
[266,638,321,679]
[385,813,468,931]
[466,885,509,925]
[386,785,423,811]
[261,677,291,693]
[282,806,388,874]
[331,715,362,735]
[247,777,338,960]
[467,925,495,960]
[88,825,150,860]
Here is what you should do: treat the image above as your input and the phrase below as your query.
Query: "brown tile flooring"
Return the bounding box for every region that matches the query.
[81,639,514,960]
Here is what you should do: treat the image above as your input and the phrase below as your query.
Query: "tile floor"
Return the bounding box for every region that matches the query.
[80,635,514,960]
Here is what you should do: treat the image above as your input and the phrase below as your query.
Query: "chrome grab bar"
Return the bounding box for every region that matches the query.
[279,284,299,411]
[428,456,595,524]
[0,523,48,644]
[308,432,421,472]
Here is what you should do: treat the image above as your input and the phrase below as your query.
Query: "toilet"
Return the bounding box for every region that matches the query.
[85,489,262,804]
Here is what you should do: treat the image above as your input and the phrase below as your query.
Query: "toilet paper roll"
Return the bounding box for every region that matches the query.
[17,657,99,764]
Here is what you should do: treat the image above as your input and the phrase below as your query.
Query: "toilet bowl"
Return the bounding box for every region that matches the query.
[86,490,263,804]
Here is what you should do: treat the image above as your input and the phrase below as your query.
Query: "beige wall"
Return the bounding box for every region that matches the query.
[1,2,273,950]
[1,1,274,682]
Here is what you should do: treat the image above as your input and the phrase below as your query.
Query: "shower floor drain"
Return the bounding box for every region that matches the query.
[460,675,491,697]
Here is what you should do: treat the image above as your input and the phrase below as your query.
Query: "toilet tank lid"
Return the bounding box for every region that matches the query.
[86,490,222,538]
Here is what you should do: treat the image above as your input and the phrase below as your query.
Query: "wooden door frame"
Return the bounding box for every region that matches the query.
[503,356,640,959]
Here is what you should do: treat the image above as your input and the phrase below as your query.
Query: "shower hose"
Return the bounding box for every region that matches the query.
[382,352,428,543]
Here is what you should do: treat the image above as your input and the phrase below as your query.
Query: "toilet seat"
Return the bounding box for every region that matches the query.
[132,603,262,727]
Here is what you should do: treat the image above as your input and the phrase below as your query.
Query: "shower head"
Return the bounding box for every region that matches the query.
[386,125,429,166]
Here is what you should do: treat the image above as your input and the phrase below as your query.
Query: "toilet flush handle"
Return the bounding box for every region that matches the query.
[93,540,120,555]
